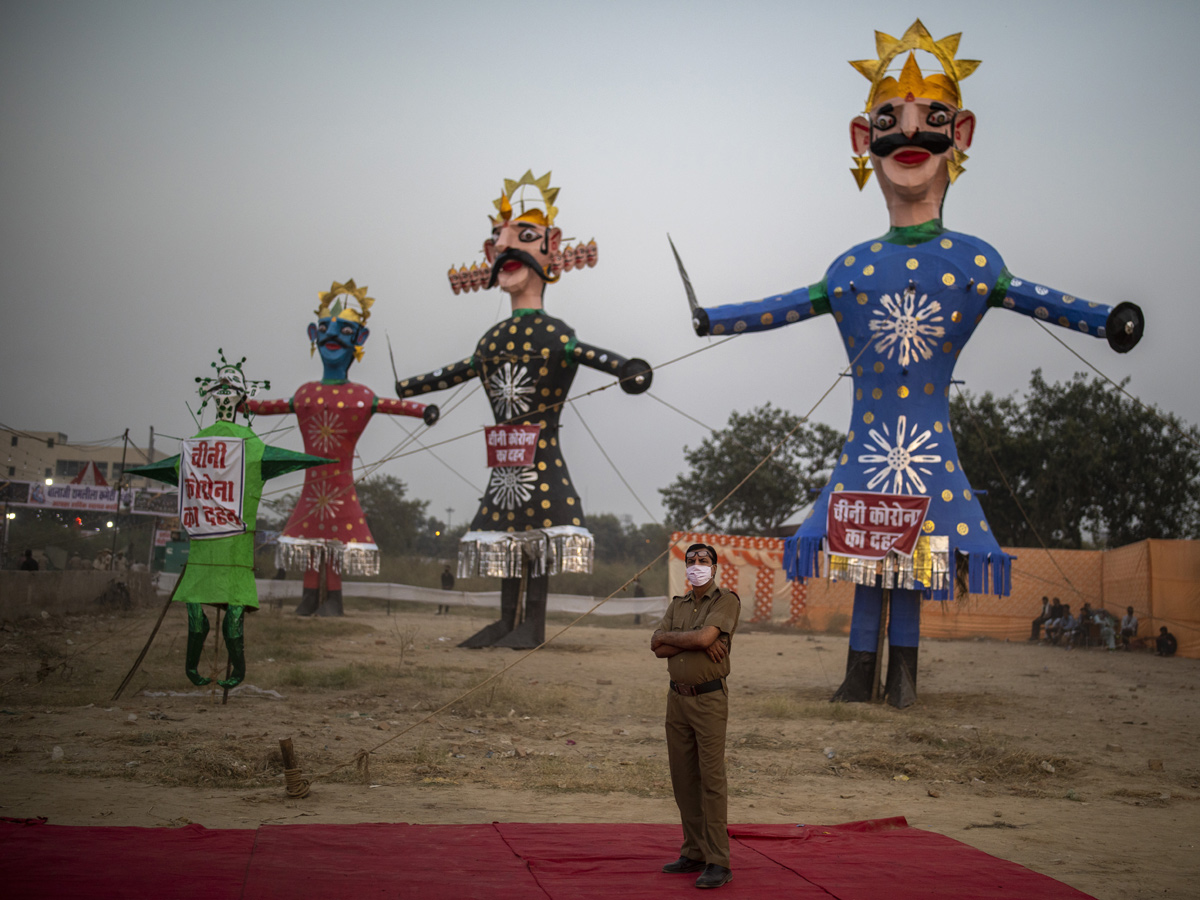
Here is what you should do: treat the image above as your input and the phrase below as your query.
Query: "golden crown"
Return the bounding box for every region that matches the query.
[315,278,374,326]
[850,19,980,112]
[491,170,560,228]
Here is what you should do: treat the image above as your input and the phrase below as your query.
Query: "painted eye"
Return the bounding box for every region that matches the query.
[341,326,354,336]
[926,109,951,127]
[873,113,895,130]
[518,227,541,243]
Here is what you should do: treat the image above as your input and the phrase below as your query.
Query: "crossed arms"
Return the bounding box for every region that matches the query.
[651,626,729,663]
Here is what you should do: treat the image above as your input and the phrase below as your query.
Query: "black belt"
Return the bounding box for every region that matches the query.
[670,678,723,696]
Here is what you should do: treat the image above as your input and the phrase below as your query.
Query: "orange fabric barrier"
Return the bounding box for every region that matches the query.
[669,534,1199,658]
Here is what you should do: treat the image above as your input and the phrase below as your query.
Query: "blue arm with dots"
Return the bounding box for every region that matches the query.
[692,281,831,337]
[992,272,1144,353]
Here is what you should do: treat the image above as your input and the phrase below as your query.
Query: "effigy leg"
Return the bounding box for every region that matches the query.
[218,605,246,689]
[295,567,321,616]
[495,573,548,649]
[184,603,212,686]
[831,585,882,703]
[459,577,521,648]
[883,590,921,709]
[316,566,344,617]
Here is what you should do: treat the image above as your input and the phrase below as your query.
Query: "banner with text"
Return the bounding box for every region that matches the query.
[826,491,931,560]
[0,479,132,512]
[484,425,540,467]
[179,438,246,539]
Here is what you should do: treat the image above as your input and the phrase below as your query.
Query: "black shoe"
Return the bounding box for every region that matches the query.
[661,856,705,874]
[695,864,732,889]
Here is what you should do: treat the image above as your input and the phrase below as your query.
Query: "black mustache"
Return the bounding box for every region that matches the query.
[486,248,549,289]
[870,130,953,158]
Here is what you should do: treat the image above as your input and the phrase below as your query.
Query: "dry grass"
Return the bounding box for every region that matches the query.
[841,728,1076,783]
[747,694,888,723]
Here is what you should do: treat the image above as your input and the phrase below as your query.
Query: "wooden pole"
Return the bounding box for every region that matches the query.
[112,564,187,701]
[872,589,890,702]
[108,429,130,570]
[279,737,311,798]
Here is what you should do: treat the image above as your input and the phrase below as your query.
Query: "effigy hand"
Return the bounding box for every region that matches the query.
[1106,302,1144,353]
[618,358,653,394]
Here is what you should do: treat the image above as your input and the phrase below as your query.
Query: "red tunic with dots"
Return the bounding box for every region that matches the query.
[246,381,427,575]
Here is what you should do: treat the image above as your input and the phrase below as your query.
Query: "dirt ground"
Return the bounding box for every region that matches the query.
[1,598,1196,900]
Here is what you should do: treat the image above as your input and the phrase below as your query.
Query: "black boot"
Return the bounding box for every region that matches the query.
[316,589,344,617]
[495,575,548,649]
[883,645,918,709]
[184,604,211,686]
[830,649,878,703]
[294,587,320,616]
[218,606,246,689]
[459,577,520,648]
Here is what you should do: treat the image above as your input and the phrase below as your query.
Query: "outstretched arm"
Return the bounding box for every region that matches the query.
[242,397,292,416]
[992,272,1144,353]
[375,396,439,426]
[396,357,479,400]
[693,281,830,337]
[567,339,652,394]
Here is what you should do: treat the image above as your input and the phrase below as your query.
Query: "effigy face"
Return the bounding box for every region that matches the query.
[483,218,560,295]
[308,315,368,371]
[852,95,972,202]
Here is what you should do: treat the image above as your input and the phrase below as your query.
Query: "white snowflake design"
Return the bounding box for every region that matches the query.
[868,288,945,367]
[305,407,347,454]
[858,415,942,494]
[486,361,536,421]
[487,466,539,510]
[306,489,344,523]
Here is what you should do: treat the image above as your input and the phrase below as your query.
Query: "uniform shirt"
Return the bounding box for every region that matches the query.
[658,583,740,685]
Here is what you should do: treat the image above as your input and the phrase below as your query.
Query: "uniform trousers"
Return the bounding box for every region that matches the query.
[665,686,730,868]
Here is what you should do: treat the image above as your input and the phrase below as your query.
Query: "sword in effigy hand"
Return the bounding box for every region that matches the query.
[667,234,709,335]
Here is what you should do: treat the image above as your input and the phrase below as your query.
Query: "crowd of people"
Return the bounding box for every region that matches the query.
[13,548,146,573]
[1032,597,1177,656]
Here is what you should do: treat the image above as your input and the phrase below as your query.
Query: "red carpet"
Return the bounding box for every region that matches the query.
[0,817,1095,899]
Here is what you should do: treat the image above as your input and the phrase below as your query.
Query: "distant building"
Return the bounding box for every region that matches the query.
[2,428,167,488]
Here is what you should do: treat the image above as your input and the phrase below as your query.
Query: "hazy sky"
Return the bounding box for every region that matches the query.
[3,1,1196,530]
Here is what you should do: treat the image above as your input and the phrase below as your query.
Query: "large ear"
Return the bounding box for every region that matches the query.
[355,326,370,347]
[954,110,975,151]
[307,322,318,342]
[547,227,562,253]
[483,238,497,263]
[850,116,871,156]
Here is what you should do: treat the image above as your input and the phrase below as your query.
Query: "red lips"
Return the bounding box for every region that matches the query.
[893,149,931,165]
[501,260,523,272]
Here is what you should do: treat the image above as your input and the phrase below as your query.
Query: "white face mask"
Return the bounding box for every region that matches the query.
[686,564,714,587]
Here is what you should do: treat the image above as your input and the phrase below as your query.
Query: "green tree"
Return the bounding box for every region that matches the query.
[951,370,1200,548]
[356,474,431,555]
[659,403,843,535]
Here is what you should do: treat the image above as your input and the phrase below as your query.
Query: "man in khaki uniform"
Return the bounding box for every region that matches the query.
[651,543,740,889]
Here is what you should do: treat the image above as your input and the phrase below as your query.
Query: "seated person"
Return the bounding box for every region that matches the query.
[1094,609,1117,651]
[1067,603,1093,648]
[1156,627,1178,657]
[1031,596,1052,641]
[1045,605,1073,646]
[1120,606,1139,650]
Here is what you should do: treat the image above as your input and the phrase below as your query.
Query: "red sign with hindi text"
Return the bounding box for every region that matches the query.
[826,491,931,560]
[484,425,540,467]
